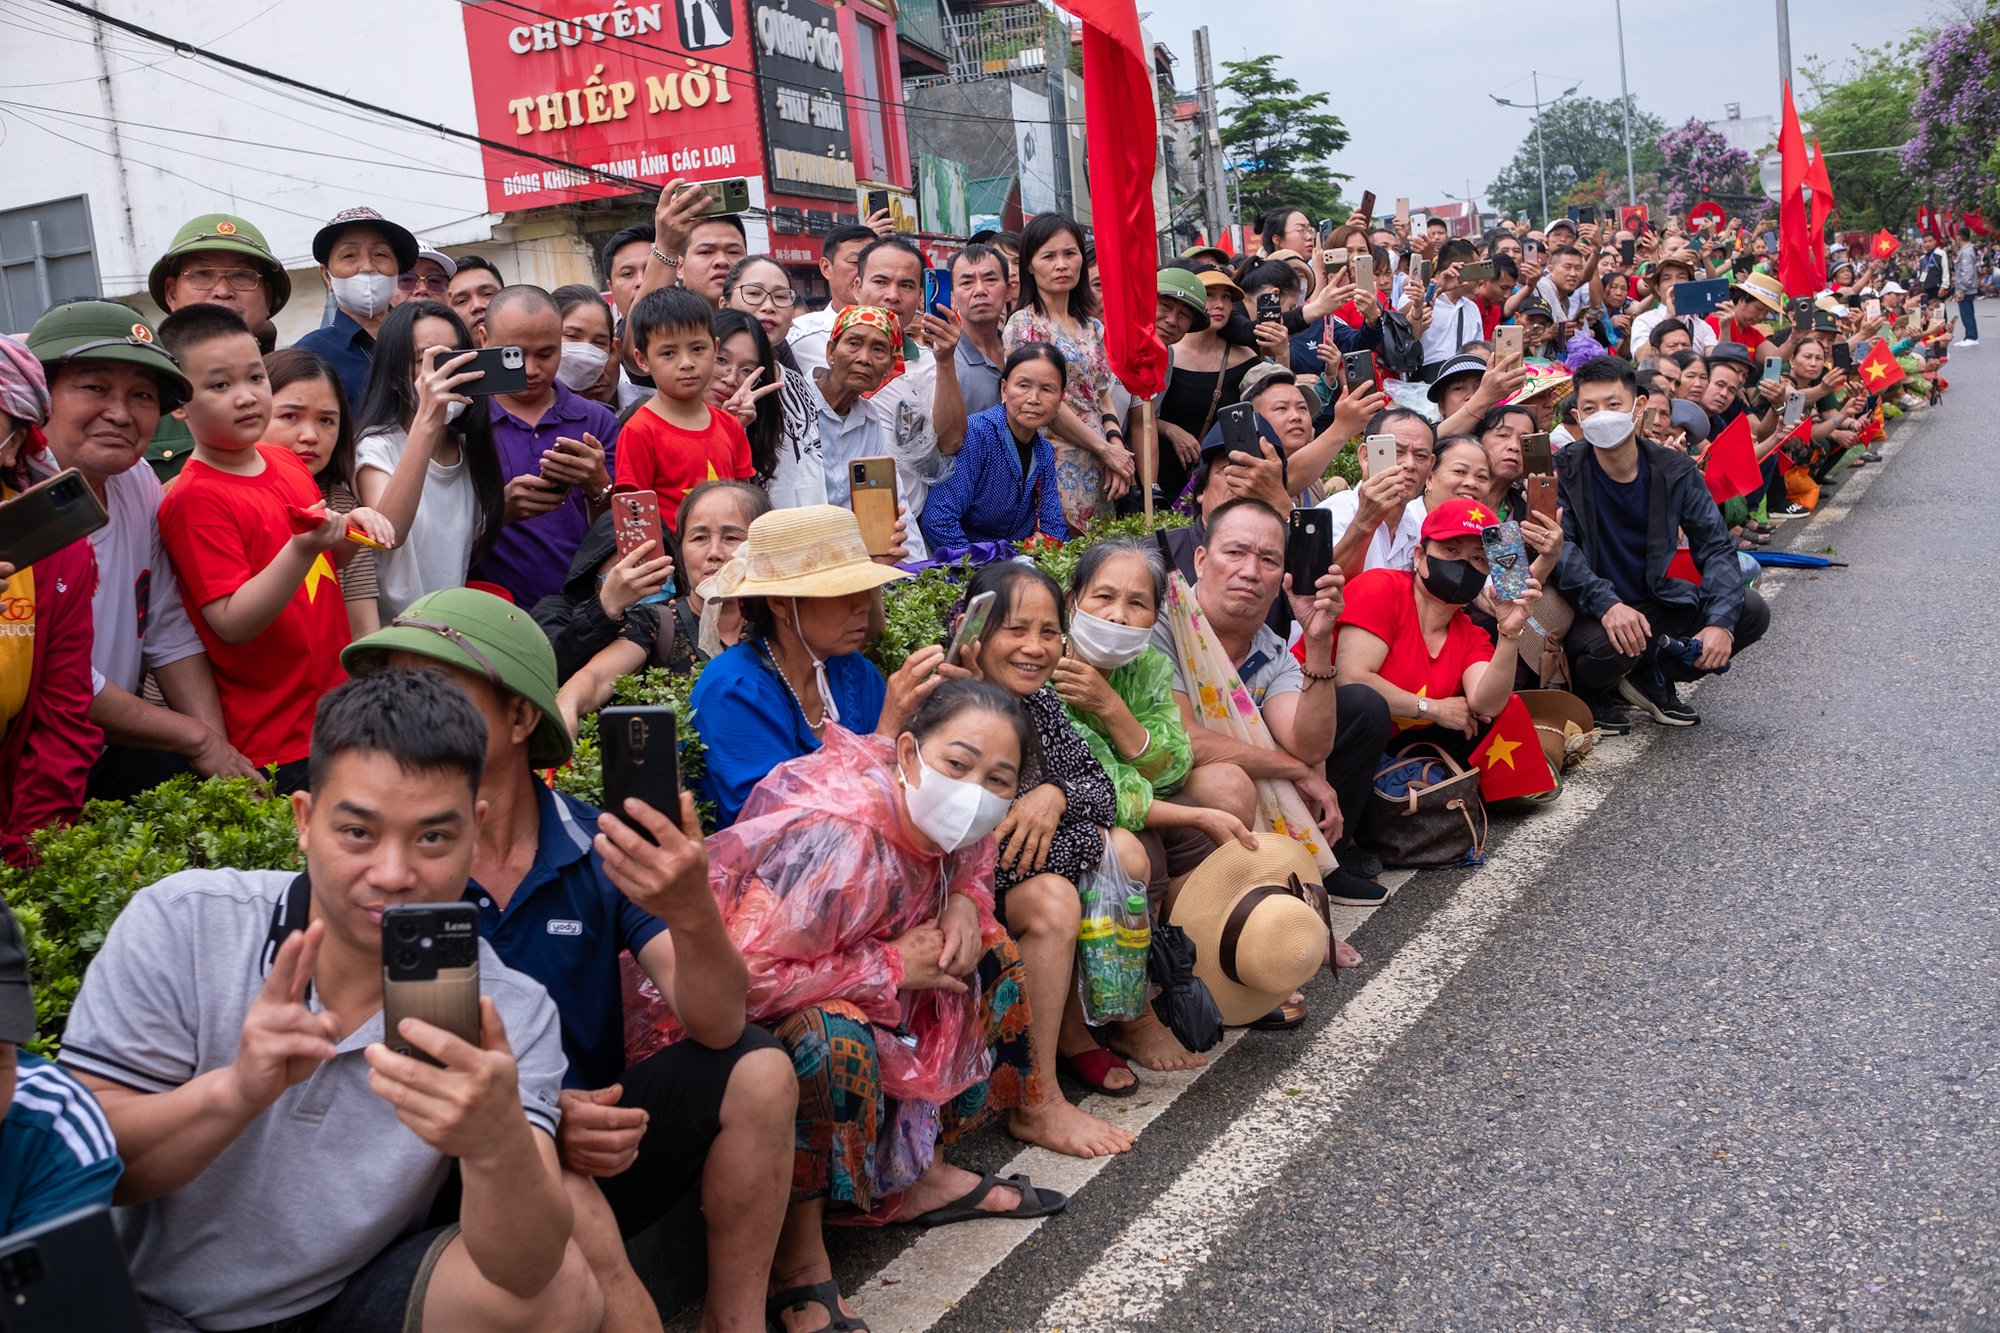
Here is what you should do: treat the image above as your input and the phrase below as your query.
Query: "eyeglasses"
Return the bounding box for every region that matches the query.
[732,283,798,309]
[397,274,450,295]
[178,266,265,293]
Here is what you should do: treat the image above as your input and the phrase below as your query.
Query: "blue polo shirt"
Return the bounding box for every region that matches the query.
[3,1052,122,1236]
[292,309,378,408]
[464,782,667,1089]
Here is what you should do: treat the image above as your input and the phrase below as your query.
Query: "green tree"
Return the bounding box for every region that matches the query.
[1803,38,1923,231]
[1217,55,1349,221]
[1487,95,1665,220]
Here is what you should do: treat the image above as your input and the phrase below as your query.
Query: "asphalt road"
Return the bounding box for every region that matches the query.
[654,316,1998,1332]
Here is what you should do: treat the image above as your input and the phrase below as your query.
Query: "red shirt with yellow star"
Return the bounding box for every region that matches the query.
[613,401,755,528]
[1334,569,1495,731]
[158,444,348,766]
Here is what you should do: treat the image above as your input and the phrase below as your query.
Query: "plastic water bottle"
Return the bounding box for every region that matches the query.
[1115,893,1153,1012]
[1076,879,1125,1021]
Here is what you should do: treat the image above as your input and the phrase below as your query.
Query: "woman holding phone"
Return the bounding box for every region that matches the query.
[353,301,505,619]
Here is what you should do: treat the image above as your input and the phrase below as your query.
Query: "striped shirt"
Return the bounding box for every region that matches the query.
[2,1051,121,1235]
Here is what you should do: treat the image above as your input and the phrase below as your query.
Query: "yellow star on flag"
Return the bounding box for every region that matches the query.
[303,552,337,603]
[1482,733,1521,769]
[1862,361,1888,384]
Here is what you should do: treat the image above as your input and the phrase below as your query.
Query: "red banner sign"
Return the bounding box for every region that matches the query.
[461,0,766,212]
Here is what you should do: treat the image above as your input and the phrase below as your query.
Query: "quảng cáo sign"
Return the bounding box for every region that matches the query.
[461,0,766,211]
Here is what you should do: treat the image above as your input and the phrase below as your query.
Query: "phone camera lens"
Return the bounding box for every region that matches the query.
[419,937,433,950]
[394,919,419,942]
[395,948,419,969]
[852,465,865,483]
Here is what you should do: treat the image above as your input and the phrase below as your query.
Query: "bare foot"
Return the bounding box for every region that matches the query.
[1333,936,1363,970]
[1105,1008,1205,1071]
[897,1159,1021,1217]
[1010,1095,1136,1158]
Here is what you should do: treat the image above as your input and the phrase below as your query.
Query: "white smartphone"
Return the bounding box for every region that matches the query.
[1364,434,1398,478]
[1783,390,1806,428]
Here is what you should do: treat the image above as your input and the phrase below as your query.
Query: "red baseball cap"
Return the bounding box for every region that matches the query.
[1420,497,1496,541]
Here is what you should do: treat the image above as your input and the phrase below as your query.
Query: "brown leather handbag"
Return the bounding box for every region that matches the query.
[1363,742,1489,867]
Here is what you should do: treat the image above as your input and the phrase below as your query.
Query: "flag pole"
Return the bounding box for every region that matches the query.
[1137,400,1156,528]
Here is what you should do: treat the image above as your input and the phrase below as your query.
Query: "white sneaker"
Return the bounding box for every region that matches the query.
[1952,338,1979,346]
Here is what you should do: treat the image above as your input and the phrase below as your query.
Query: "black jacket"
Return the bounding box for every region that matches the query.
[1552,438,1745,634]
[531,511,634,682]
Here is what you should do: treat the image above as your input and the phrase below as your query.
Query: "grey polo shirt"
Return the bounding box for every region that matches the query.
[61,869,566,1330]
[1149,613,1303,712]
[955,336,1004,418]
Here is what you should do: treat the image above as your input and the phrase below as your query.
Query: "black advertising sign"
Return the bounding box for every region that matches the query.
[752,0,857,201]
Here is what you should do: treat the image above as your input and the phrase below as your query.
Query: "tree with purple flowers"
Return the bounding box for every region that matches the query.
[1655,118,1754,219]
[1901,18,2000,212]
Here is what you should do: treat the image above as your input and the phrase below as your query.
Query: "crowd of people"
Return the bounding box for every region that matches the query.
[0,178,1962,1332]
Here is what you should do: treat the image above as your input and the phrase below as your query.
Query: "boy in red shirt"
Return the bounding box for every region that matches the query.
[155,303,393,791]
[614,286,754,524]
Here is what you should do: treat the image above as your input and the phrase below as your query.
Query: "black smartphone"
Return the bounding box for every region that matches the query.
[0,1205,147,1333]
[865,188,891,217]
[1357,191,1376,222]
[460,345,527,396]
[381,903,481,1067]
[1342,350,1375,392]
[1285,508,1334,595]
[1832,342,1854,371]
[1216,401,1263,464]
[600,704,681,842]
[1620,237,1636,265]
[1789,296,1814,326]
[1521,432,1554,475]
[1578,206,1598,226]
[1256,290,1283,322]
[0,468,108,572]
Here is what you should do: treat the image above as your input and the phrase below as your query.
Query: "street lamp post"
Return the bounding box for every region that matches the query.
[1492,75,1580,226]
[1614,0,1636,203]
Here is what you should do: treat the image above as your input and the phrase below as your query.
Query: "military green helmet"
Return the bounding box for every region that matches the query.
[25,301,192,411]
[147,214,292,315]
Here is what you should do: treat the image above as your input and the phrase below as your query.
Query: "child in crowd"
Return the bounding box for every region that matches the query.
[263,348,381,638]
[614,286,756,524]
[154,303,393,792]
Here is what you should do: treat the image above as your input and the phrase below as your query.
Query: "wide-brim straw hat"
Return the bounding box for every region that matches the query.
[1730,271,1786,312]
[1519,688,1598,773]
[1166,837,1329,1026]
[696,505,910,604]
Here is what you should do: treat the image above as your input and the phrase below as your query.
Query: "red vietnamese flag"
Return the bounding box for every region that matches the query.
[1967,212,1992,237]
[1667,548,1702,583]
[1777,84,1817,297]
[1063,0,1168,400]
[1871,229,1901,260]
[1855,340,1907,395]
[1471,695,1557,801]
[1775,414,1812,473]
[1702,412,1764,503]
[1805,139,1836,275]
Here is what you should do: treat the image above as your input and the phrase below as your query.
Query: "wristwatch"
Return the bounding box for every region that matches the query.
[1415,698,1430,715]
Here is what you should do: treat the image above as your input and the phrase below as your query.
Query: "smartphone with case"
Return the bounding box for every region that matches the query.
[865,188,891,217]
[1285,508,1334,595]
[1395,197,1410,226]
[0,1205,147,1333]
[849,456,899,556]
[1256,290,1283,323]
[611,488,675,602]
[1217,402,1263,464]
[943,589,997,667]
[1864,298,1882,321]
[1357,191,1376,223]
[1323,246,1350,273]
[0,468,108,573]
[1521,432,1554,475]
[600,704,682,842]
[688,176,752,215]
[1363,433,1398,479]
[381,903,481,1067]
[1458,260,1495,283]
[1481,521,1528,602]
[1351,253,1374,291]
[1620,237,1636,265]
[1783,390,1806,428]
[1788,296,1814,327]
[1674,278,1729,319]
[1494,324,1524,362]
[1763,356,1785,384]
[1831,342,1854,371]
[924,267,953,316]
[460,344,527,397]
[1524,474,1558,524]
[1578,206,1598,226]
[1409,258,1433,285]
[1342,351,1376,393]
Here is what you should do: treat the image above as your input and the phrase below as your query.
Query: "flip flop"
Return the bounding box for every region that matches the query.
[1059,1046,1138,1097]
[904,1171,1068,1228]
[767,1278,869,1333]
[1247,999,1308,1030]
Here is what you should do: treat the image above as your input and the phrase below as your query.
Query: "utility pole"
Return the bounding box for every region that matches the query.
[1533,71,1550,226]
[1614,0,1636,203]
[1775,0,1793,95]
[1193,26,1230,247]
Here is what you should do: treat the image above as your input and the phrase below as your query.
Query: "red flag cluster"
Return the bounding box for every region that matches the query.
[1776,82,1834,296]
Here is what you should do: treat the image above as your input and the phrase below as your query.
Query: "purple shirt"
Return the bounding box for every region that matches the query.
[472,382,621,609]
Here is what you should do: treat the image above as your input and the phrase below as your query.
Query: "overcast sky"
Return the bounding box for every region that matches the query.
[1136,0,1935,217]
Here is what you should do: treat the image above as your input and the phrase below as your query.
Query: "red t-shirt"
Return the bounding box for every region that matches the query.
[1705,315,1769,358]
[157,444,349,766]
[1335,569,1494,732]
[613,401,755,526]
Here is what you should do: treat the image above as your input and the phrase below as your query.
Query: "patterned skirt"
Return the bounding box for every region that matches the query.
[771,937,1038,1211]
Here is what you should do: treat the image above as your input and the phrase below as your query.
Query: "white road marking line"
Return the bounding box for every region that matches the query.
[1805,414,1918,526]
[1030,732,1659,1331]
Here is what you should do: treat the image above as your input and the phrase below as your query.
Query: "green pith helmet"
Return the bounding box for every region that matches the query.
[1157,267,1213,331]
[25,301,191,410]
[147,214,292,314]
[342,587,572,768]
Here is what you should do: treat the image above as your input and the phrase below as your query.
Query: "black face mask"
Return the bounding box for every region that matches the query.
[1420,555,1487,605]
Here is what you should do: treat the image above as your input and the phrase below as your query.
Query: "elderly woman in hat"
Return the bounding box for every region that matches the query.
[688,505,949,828]
[0,337,101,865]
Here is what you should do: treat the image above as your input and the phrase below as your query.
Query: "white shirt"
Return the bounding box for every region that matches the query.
[1317,487,1426,572]
[355,427,480,620]
[1629,305,1716,356]
[86,463,207,697]
[807,374,930,561]
[785,306,839,379]
[1421,291,1485,366]
[1536,274,1587,322]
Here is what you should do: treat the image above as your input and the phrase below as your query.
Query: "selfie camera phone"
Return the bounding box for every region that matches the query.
[945,589,997,667]
[1521,432,1554,476]
[924,267,953,316]
[381,903,481,1066]
[1217,401,1263,464]
[0,467,109,573]
[0,1205,148,1333]
[612,489,675,602]
[600,705,682,843]
[848,456,899,556]
[1256,290,1283,322]
[461,344,527,397]
[1342,351,1376,393]
[1285,509,1334,595]
[1481,521,1528,602]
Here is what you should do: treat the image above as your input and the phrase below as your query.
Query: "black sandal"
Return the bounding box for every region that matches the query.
[767,1279,869,1333]
[1247,999,1308,1030]
[904,1171,1067,1227]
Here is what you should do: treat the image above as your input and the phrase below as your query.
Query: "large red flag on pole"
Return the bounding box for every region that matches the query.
[1777,83,1816,297]
[1805,138,1835,278]
[1059,0,1167,520]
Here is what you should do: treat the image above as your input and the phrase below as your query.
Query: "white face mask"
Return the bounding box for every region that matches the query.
[445,399,467,424]
[1580,409,1636,450]
[1067,607,1154,670]
[329,270,399,320]
[902,753,1013,852]
[556,340,609,391]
